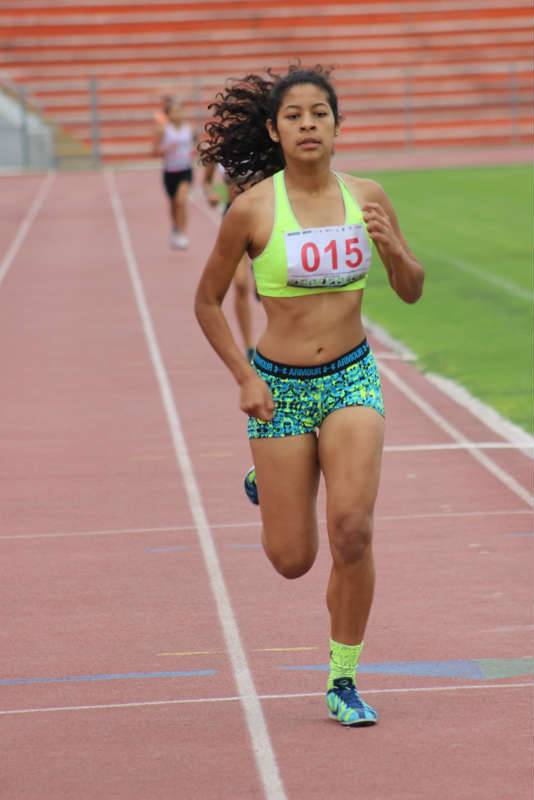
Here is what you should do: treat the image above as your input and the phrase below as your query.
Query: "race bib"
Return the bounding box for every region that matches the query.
[285,224,371,288]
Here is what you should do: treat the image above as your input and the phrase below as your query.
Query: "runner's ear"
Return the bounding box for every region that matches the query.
[266,118,279,143]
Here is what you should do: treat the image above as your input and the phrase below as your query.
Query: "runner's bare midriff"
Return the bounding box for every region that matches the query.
[257,290,366,365]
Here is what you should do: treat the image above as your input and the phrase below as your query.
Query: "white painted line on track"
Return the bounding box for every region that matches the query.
[376,509,533,521]
[0,524,201,541]
[1,508,532,541]
[426,372,534,458]
[380,361,534,508]
[363,317,417,361]
[0,171,55,288]
[0,525,193,541]
[1,681,531,717]
[384,442,534,453]
[484,625,534,633]
[367,320,534,455]
[106,170,286,800]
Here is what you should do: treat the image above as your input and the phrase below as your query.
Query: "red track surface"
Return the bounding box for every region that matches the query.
[0,169,532,800]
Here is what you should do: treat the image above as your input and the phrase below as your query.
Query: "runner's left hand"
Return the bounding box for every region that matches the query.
[362,202,403,257]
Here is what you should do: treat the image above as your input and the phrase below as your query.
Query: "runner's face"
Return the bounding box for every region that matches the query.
[169,104,184,125]
[270,83,337,163]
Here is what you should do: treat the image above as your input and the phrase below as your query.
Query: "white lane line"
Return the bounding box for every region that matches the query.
[364,317,416,361]
[0,525,194,541]
[426,372,534,459]
[367,319,534,456]
[106,170,286,800]
[0,171,55,288]
[1,508,532,541]
[484,625,534,633]
[375,509,533,521]
[1,681,531,717]
[380,362,534,508]
[384,442,534,452]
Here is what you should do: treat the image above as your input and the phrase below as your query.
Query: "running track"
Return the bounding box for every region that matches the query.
[1,169,532,800]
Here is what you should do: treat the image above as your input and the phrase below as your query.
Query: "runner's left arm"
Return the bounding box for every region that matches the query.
[362,182,425,303]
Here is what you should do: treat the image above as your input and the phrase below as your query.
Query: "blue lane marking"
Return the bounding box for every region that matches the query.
[0,669,216,687]
[361,660,486,679]
[280,660,486,679]
[145,545,190,553]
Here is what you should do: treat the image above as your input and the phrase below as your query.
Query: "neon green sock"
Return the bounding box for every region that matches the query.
[327,639,364,690]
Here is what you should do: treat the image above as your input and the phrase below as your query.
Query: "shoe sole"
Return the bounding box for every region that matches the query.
[328,711,377,727]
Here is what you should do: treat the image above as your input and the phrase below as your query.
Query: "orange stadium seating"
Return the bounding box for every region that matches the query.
[0,0,532,163]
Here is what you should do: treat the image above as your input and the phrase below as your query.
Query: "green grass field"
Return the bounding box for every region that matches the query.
[359,163,533,434]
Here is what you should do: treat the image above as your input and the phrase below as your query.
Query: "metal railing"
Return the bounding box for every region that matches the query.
[2,62,533,169]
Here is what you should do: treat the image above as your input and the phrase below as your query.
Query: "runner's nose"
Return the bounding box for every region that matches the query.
[299,114,316,130]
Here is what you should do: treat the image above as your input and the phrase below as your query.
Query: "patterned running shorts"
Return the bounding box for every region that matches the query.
[247,339,384,439]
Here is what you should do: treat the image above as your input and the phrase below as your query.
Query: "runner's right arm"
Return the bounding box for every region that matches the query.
[194,194,274,419]
[152,124,165,157]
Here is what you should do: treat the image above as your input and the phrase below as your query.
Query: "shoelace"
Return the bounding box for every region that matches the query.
[337,684,364,709]
[334,679,364,708]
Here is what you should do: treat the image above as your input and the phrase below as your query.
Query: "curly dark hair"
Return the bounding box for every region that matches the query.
[198,65,339,186]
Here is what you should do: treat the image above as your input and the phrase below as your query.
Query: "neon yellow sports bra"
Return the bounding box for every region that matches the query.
[251,170,372,298]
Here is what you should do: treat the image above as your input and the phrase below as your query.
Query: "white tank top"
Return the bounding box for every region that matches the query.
[161,123,193,171]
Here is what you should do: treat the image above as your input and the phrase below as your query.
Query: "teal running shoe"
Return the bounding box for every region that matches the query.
[244,466,259,505]
[326,678,378,727]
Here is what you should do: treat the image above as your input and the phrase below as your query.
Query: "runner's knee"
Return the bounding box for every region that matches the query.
[263,536,317,579]
[329,510,373,564]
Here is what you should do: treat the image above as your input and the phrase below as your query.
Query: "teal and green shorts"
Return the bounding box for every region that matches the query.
[247,339,384,439]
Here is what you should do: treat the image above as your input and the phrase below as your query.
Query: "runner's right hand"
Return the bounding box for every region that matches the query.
[240,375,275,421]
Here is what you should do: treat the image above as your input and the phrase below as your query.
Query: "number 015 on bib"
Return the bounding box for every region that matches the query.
[285,224,371,288]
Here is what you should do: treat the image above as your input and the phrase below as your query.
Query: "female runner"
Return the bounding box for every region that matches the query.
[194,66,424,726]
[152,99,195,250]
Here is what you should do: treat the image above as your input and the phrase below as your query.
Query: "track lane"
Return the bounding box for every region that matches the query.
[0,170,265,800]
[112,168,532,799]
[1,168,531,800]
[0,171,54,288]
